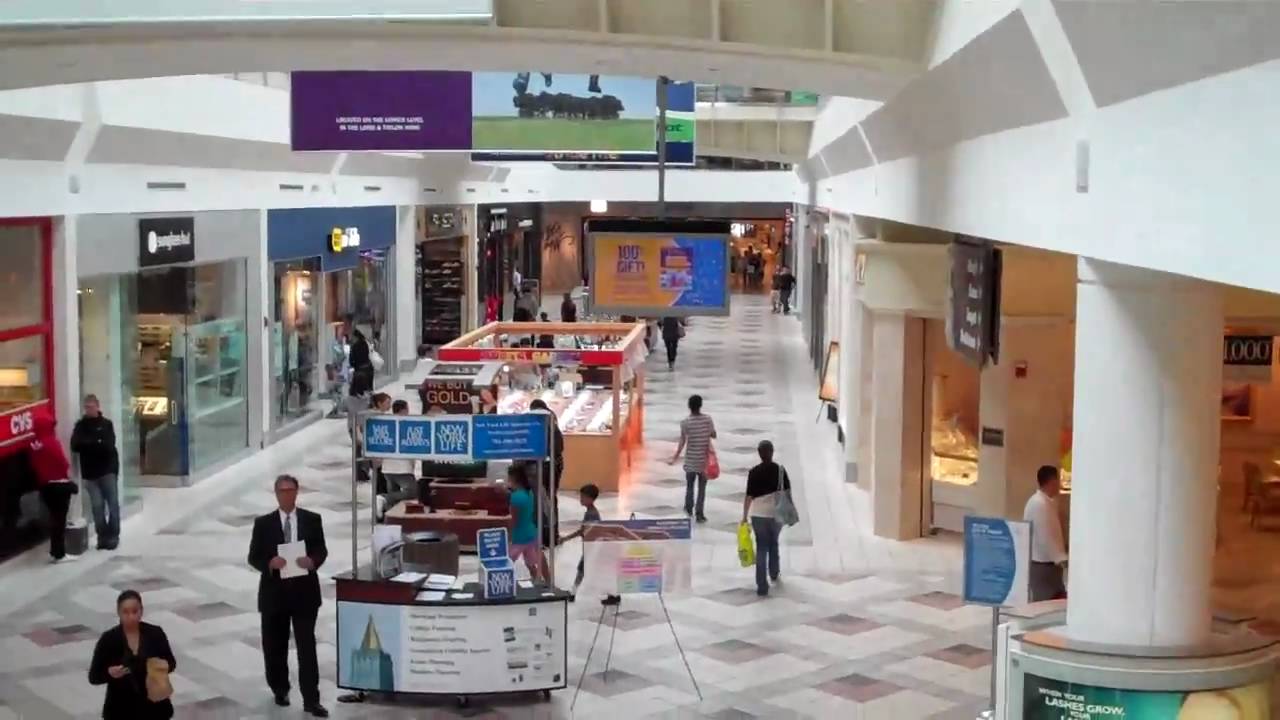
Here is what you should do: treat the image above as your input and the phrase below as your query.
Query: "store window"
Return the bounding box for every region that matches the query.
[327,250,391,376]
[926,319,981,489]
[187,260,249,472]
[0,222,52,417]
[271,258,321,429]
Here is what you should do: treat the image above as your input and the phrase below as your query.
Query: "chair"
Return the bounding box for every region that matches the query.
[1243,463,1280,529]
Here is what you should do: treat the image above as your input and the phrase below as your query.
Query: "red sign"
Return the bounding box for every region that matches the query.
[437,346,623,366]
[0,401,49,453]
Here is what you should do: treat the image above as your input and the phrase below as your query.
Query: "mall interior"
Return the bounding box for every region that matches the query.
[1,2,1280,719]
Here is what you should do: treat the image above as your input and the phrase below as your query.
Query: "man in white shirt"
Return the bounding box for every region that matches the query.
[1023,465,1068,602]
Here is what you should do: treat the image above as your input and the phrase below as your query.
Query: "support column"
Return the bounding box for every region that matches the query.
[869,313,925,540]
[52,216,82,522]
[1065,258,1221,647]
[395,205,417,370]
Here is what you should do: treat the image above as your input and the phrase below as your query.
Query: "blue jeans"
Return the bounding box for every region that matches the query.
[751,516,781,594]
[84,473,120,546]
[684,472,707,517]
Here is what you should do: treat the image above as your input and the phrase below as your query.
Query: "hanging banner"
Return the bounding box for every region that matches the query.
[587,220,732,317]
[946,236,1002,368]
[291,70,661,154]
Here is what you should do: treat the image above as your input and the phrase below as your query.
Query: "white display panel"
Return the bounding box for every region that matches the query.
[337,599,567,695]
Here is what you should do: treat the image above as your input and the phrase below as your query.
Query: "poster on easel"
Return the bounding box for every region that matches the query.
[818,341,840,403]
[580,519,692,595]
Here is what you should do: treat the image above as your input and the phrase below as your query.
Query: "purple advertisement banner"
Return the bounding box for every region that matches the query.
[290,70,472,151]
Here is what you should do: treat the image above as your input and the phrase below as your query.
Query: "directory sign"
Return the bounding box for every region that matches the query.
[361,413,546,461]
[962,516,1030,607]
[588,232,731,317]
[291,70,661,154]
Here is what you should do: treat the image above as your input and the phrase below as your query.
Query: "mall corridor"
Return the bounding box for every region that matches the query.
[0,295,986,720]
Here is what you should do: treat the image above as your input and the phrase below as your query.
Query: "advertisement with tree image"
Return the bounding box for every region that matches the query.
[1022,674,1271,719]
[470,72,657,152]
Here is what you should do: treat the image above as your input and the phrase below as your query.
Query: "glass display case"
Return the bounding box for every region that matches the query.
[931,417,979,487]
[499,387,631,435]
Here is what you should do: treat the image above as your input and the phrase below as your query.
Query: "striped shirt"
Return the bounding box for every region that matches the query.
[680,414,716,473]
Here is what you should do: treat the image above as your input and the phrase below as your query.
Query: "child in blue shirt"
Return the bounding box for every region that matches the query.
[507,463,546,582]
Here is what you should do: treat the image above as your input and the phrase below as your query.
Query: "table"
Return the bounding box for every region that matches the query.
[385,504,512,553]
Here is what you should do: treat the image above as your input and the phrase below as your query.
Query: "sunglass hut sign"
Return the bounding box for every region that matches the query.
[138,217,196,267]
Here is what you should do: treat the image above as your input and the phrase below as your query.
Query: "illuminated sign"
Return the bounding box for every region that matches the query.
[330,226,362,252]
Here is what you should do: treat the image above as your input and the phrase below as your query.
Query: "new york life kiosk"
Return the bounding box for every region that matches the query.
[334,412,570,706]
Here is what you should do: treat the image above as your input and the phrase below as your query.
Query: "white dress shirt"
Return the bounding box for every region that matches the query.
[278,509,297,544]
[1023,490,1068,564]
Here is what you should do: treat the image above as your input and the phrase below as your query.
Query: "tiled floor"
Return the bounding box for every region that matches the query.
[0,295,982,719]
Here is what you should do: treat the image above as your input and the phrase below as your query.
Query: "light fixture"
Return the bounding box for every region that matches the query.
[590,199,608,213]
[0,368,30,387]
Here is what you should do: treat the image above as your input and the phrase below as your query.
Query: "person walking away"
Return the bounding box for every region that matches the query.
[669,395,716,523]
[660,316,684,370]
[29,411,78,562]
[506,463,547,582]
[529,399,564,557]
[560,292,578,322]
[347,329,374,400]
[776,265,796,315]
[742,440,792,597]
[248,474,329,717]
[88,590,177,720]
[1024,465,1068,601]
[769,267,782,314]
[72,394,121,550]
[537,313,556,348]
[378,401,417,520]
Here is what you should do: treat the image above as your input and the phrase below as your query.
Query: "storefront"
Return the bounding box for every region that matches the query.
[0,218,56,555]
[477,204,541,322]
[78,212,261,488]
[415,205,472,350]
[267,206,397,432]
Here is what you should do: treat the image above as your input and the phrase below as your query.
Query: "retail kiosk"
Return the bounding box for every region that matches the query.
[336,411,570,707]
[436,321,647,492]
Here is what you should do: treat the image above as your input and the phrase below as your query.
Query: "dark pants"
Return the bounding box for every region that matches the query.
[751,516,782,594]
[84,473,120,547]
[39,483,75,559]
[261,606,320,706]
[664,338,679,366]
[1029,562,1066,602]
[684,472,707,518]
[780,288,792,314]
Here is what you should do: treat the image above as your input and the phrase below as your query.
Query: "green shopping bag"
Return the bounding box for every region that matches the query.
[737,522,755,568]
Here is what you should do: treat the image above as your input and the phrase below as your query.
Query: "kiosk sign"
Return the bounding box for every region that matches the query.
[361,413,545,461]
[472,413,549,460]
[396,419,433,457]
[364,417,398,456]
[477,527,509,565]
[962,516,1031,607]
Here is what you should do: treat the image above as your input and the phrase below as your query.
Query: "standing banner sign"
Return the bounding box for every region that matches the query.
[963,516,1031,607]
[581,518,692,595]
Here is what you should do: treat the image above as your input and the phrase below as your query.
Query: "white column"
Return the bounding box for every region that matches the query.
[1065,258,1221,647]
[52,217,83,521]
[395,205,417,368]
[869,313,925,540]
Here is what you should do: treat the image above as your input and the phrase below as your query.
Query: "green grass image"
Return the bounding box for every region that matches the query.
[472,117,655,151]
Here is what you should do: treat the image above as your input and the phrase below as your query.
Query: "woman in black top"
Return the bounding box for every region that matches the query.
[660,317,684,370]
[347,329,374,398]
[89,590,176,720]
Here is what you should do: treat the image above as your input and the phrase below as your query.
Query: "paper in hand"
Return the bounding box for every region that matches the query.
[277,541,308,579]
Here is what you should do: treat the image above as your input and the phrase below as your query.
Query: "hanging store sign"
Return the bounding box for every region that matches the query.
[362,412,548,461]
[329,226,362,252]
[1223,335,1274,381]
[138,217,196,267]
[946,237,1002,368]
[587,230,732,317]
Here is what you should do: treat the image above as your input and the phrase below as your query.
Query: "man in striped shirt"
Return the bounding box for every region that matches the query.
[670,394,717,523]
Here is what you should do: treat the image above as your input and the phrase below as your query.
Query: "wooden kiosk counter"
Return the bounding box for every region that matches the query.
[437,321,646,492]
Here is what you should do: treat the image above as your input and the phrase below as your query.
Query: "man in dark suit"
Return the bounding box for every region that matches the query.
[248,474,329,717]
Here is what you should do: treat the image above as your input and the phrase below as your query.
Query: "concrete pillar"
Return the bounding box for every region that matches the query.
[52,217,82,523]
[1065,258,1221,647]
[870,313,925,539]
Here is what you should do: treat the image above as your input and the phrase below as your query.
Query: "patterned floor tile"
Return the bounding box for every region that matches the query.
[817,673,902,703]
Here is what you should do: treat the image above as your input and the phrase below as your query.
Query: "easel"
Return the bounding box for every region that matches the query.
[570,514,701,711]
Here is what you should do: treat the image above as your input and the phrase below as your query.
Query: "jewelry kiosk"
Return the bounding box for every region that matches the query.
[436,321,648,492]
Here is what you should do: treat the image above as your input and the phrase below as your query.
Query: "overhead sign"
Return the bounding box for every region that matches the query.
[588,232,731,316]
[291,70,660,153]
[362,413,547,461]
[1223,334,1274,381]
[471,81,697,165]
[436,346,624,366]
[581,518,692,595]
[962,516,1030,607]
[329,226,362,252]
[946,237,1002,368]
[138,217,196,268]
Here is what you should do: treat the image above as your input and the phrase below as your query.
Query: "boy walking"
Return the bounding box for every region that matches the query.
[560,484,619,604]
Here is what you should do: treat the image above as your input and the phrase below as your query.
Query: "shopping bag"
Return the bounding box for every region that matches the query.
[774,464,800,527]
[145,657,174,703]
[736,522,755,568]
[369,349,386,372]
[706,446,721,480]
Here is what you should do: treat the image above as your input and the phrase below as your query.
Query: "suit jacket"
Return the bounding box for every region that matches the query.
[247,507,327,613]
[88,621,176,720]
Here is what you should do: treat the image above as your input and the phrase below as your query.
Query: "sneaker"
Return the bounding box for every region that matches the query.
[601,595,622,606]
[695,515,708,524]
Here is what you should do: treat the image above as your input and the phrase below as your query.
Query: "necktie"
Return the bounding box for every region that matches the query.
[283,514,292,543]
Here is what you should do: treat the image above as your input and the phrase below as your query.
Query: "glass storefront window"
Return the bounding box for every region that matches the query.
[0,335,45,412]
[0,225,44,331]
[327,250,392,377]
[271,258,321,429]
[187,260,248,472]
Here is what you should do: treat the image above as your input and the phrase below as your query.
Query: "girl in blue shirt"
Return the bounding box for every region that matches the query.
[507,463,546,582]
